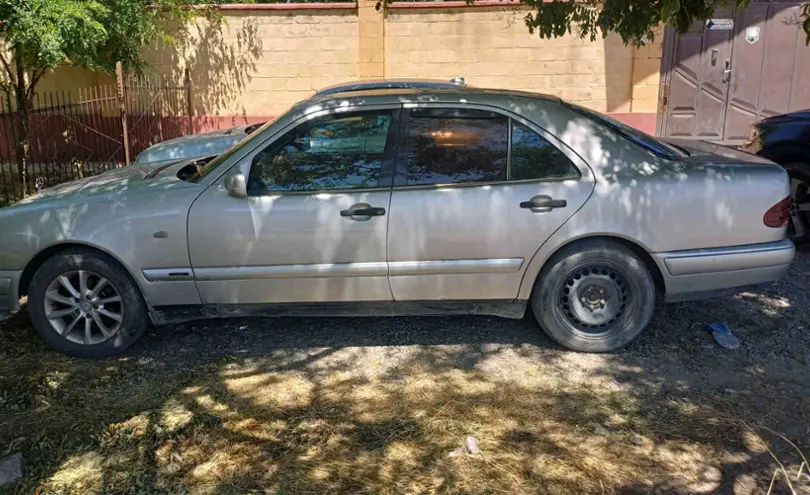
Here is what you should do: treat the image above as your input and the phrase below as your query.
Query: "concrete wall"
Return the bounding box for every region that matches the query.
[36,66,102,96]
[22,2,664,134]
[0,63,103,110]
[384,4,635,114]
[631,25,666,114]
[141,4,360,127]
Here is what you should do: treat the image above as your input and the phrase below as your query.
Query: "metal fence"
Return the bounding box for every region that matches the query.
[0,64,192,206]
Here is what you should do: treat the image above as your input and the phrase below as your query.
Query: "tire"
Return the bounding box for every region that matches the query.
[531,239,656,352]
[27,248,148,358]
[784,165,810,245]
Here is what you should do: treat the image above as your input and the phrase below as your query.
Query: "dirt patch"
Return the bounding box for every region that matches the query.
[1,253,809,494]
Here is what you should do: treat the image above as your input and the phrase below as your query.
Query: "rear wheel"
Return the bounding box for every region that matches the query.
[531,239,656,352]
[28,249,148,358]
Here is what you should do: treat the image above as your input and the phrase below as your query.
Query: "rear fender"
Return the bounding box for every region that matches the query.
[516,229,657,301]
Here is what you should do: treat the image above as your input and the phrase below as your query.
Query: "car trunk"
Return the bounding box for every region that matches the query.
[664,138,779,166]
[659,138,791,248]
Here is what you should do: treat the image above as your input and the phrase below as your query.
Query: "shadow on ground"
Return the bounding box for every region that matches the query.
[1,254,809,494]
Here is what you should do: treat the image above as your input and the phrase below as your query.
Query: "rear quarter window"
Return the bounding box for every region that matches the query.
[511,121,580,180]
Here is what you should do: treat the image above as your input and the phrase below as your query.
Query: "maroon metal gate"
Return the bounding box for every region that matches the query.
[659,2,810,144]
[123,65,194,166]
[0,64,192,206]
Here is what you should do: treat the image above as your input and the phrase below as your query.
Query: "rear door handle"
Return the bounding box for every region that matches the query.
[520,196,567,210]
[340,203,386,219]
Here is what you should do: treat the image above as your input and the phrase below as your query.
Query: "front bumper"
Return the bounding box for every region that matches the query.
[654,239,795,302]
[0,270,22,313]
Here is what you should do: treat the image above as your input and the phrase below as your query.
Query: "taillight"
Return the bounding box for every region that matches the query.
[763,196,791,228]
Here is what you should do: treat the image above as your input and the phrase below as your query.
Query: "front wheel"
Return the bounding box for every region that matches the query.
[531,240,656,352]
[27,249,148,358]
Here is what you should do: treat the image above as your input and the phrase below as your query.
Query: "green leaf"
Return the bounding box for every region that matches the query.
[0,0,215,85]
[661,0,680,22]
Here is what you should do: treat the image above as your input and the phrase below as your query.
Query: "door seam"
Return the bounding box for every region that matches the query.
[384,105,406,301]
[719,8,736,141]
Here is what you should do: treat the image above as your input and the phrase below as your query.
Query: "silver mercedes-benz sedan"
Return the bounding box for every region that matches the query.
[0,80,796,357]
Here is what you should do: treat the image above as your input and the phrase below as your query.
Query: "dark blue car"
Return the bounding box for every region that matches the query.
[743,110,810,243]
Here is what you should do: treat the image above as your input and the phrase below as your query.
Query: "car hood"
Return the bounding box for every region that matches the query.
[14,160,196,206]
[152,127,248,147]
[131,128,248,168]
[663,139,777,165]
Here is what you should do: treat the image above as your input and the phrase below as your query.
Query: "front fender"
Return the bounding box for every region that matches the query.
[0,186,203,308]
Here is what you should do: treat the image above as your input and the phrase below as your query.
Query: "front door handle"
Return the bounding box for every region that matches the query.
[340,203,386,220]
[520,196,567,210]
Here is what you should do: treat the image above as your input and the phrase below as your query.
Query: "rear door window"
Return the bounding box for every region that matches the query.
[401,108,508,185]
[398,108,580,185]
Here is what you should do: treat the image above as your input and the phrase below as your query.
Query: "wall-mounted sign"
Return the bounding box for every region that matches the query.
[706,19,734,30]
[746,26,761,44]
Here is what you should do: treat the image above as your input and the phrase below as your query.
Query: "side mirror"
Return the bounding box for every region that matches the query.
[224,173,247,198]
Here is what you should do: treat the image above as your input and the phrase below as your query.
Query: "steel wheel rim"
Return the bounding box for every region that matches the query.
[44,270,124,345]
[789,178,810,239]
[558,265,629,335]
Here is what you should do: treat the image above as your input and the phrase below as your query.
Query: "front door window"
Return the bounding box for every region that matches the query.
[248,112,393,194]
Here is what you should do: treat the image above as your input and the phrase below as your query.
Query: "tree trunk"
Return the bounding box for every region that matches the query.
[13,91,30,198]
[13,54,29,198]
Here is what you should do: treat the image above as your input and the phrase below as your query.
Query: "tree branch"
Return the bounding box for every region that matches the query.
[26,67,46,99]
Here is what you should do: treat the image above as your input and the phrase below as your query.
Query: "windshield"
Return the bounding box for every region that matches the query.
[565,103,685,160]
[188,120,276,183]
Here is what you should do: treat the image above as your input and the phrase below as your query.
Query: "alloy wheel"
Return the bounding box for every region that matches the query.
[43,270,124,345]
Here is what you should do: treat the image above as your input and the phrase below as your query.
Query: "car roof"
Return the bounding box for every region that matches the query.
[315,78,467,96]
[302,85,561,109]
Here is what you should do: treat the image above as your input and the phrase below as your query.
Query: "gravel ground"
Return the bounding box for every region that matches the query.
[1,250,809,494]
[135,248,810,439]
[137,250,810,418]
